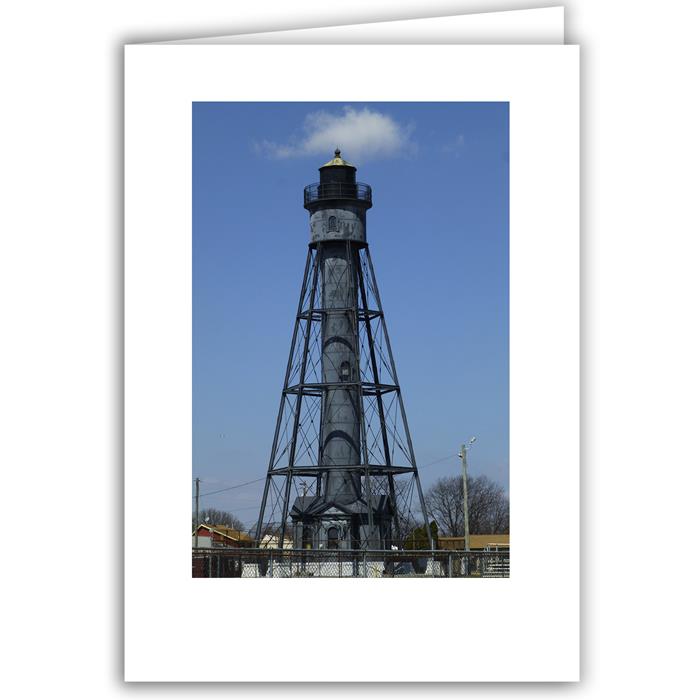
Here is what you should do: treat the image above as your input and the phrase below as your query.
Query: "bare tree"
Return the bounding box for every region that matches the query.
[424,475,509,536]
[192,508,246,531]
[386,477,415,546]
[392,512,420,547]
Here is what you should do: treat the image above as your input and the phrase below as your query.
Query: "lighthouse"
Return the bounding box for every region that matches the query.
[254,150,432,552]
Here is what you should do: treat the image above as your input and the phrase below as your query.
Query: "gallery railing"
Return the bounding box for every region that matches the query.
[303,181,372,207]
[192,548,510,578]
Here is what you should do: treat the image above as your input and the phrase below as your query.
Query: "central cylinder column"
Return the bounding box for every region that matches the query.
[319,242,362,505]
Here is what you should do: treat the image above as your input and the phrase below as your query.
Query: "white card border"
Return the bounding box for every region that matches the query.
[125,44,579,682]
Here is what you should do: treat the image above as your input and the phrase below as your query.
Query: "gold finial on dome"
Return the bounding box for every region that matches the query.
[321,148,354,168]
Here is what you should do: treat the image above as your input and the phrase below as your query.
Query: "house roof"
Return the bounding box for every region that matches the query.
[194,523,254,543]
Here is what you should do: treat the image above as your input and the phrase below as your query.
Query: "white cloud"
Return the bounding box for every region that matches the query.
[257,107,414,162]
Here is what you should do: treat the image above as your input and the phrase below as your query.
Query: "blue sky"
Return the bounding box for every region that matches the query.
[193,102,509,529]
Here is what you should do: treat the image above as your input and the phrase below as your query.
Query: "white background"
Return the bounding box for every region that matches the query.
[2,0,699,697]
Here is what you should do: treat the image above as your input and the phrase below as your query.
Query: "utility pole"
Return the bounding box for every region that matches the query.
[459,437,477,551]
[194,477,200,549]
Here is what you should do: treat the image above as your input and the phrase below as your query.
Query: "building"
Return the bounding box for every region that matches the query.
[438,534,510,551]
[192,523,254,549]
[257,533,293,550]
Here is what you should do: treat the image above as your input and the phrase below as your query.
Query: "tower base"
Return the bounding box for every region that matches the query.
[290,494,393,550]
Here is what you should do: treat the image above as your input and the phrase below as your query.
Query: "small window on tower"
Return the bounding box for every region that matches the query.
[340,361,351,382]
[328,216,338,232]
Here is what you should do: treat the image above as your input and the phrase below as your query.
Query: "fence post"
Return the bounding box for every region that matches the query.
[448,552,452,578]
[363,551,367,578]
[269,550,274,578]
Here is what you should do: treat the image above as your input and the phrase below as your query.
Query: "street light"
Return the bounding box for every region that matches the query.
[458,437,477,552]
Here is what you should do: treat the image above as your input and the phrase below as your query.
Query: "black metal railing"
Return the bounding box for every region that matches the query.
[303,182,372,207]
[192,548,510,578]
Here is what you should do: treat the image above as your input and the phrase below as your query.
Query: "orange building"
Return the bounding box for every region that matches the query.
[438,534,509,551]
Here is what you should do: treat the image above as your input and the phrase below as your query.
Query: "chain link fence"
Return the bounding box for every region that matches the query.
[192,548,509,578]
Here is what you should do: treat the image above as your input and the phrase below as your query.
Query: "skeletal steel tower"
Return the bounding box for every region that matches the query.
[254,150,432,551]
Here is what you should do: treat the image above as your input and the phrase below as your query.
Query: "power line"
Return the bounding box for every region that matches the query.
[419,453,456,470]
[192,452,454,509]
[192,477,266,499]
